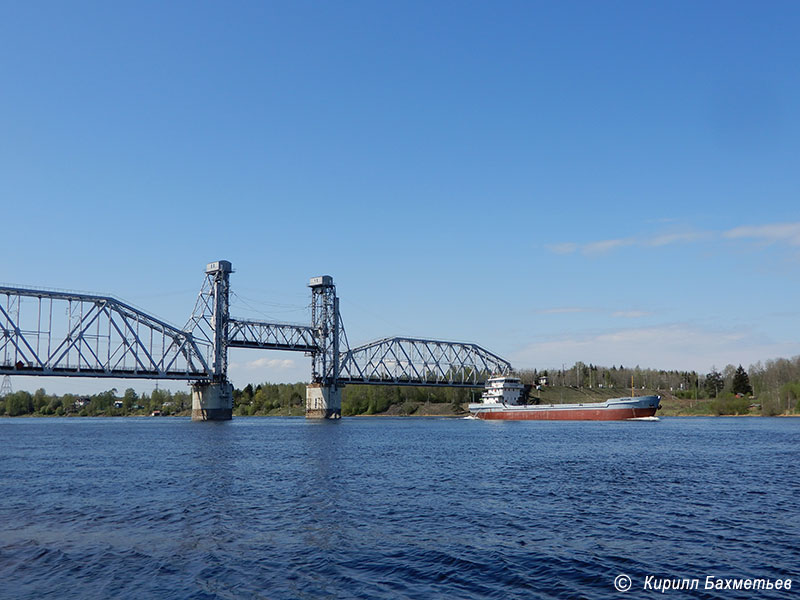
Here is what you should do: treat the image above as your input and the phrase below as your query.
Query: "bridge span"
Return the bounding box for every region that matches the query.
[1,261,512,419]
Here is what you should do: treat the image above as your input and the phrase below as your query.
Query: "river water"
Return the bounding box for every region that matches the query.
[1,416,798,599]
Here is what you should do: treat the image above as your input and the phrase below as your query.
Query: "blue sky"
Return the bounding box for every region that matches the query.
[2,1,799,394]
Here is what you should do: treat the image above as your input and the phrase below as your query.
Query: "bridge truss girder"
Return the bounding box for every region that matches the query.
[337,336,512,387]
[0,287,211,380]
[1,264,515,393]
[227,319,316,352]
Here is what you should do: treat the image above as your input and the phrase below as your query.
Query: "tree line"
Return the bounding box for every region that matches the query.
[3,354,800,417]
[232,382,470,416]
[0,387,190,417]
[517,357,800,415]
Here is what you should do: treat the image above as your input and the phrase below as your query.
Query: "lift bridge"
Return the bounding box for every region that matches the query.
[0,261,511,419]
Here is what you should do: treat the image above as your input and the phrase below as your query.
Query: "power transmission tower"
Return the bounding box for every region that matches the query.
[0,375,12,397]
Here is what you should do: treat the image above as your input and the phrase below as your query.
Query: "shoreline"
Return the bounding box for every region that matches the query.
[3,412,800,419]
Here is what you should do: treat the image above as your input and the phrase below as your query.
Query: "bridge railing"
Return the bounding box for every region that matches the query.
[0,287,212,379]
[337,336,512,387]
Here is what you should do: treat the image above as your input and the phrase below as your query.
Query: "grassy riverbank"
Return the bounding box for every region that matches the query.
[521,386,765,417]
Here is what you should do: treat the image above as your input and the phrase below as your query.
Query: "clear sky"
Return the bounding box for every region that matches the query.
[2,1,799,394]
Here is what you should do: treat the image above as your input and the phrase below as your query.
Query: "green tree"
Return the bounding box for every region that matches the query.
[62,394,76,413]
[33,388,48,413]
[92,389,118,413]
[712,393,750,415]
[123,388,138,412]
[243,384,254,402]
[731,365,752,395]
[149,389,169,412]
[6,391,33,416]
[251,386,269,413]
[45,396,63,415]
[705,369,724,398]
[174,391,190,412]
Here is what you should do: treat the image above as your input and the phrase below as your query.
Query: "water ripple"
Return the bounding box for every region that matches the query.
[1,417,798,599]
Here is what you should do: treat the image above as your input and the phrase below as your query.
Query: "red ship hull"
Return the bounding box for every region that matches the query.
[475,405,658,420]
[470,395,661,421]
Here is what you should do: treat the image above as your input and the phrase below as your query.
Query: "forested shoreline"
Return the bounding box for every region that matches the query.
[2,355,800,417]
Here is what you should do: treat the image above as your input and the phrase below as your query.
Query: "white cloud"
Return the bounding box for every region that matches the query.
[548,232,705,256]
[536,307,593,314]
[235,357,296,370]
[545,221,800,256]
[546,242,578,254]
[611,310,651,318]
[582,238,636,255]
[511,324,797,373]
[225,349,312,388]
[536,307,650,318]
[648,231,710,246]
[723,222,800,246]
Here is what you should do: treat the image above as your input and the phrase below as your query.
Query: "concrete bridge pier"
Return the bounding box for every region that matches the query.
[306,383,342,419]
[191,381,234,421]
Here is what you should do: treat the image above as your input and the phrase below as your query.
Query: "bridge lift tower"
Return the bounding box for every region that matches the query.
[188,260,235,420]
[306,275,345,419]
[187,263,347,420]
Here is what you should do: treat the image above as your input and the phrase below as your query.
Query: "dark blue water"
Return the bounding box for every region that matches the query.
[1,417,798,599]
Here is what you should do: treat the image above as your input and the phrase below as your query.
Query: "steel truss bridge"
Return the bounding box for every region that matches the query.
[0,261,511,391]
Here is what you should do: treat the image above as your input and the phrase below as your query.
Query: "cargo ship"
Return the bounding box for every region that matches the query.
[468,376,661,420]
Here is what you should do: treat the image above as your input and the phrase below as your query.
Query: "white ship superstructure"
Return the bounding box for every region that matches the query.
[480,376,525,405]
